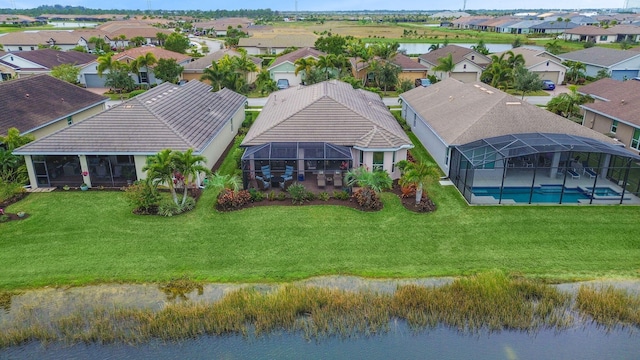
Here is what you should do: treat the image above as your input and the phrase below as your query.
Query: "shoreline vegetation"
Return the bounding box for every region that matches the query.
[0,272,638,348]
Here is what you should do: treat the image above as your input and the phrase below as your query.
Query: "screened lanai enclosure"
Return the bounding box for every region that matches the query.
[241,142,353,189]
[449,133,640,204]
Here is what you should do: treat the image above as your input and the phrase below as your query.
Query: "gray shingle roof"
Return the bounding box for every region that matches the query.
[241,80,411,150]
[14,81,246,155]
[559,47,640,67]
[0,74,108,136]
[399,78,618,146]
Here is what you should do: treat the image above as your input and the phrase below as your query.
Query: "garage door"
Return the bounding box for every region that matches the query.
[84,74,107,88]
[272,72,301,86]
[451,72,478,83]
[537,71,560,83]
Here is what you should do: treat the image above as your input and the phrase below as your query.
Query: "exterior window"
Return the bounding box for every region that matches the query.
[230,118,233,132]
[67,116,73,125]
[471,55,475,60]
[392,151,396,172]
[373,152,384,171]
[463,64,467,69]
[413,113,417,127]
[139,72,148,83]
[445,147,451,166]
[631,129,640,150]
[30,46,35,50]
[18,47,23,51]
[610,120,618,134]
[599,35,608,41]
[359,150,364,167]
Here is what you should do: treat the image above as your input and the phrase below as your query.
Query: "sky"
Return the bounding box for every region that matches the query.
[8,0,628,12]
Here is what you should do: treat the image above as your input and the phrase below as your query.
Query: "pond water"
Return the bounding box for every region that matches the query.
[48,22,99,28]
[399,43,543,55]
[1,277,639,359]
[2,323,638,359]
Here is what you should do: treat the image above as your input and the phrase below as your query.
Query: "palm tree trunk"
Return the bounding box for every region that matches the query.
[415,183,423,205]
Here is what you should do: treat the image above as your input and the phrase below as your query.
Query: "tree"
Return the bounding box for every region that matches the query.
[153,58,183,83]
[546,85,594,119]
[316,54,337,80]
[397,160,439,204]
[376,61,401,92]
[200,61,227,91]
[512,37,523,48]
[130,52,158,87]
[0,128,34,183]
[471,39,489,55]
[231,52,258,83]
[164,32,190,53]
[155,32,168,46]
[595,69,611,80]
[370,42,399,60]
[50,63,80,85]
[172,149,210,207]
[314,34,349,55]
[130,36,146,47]
[513,67,543,99]
[207,172,241,192]
[544,40,562,55]
[255,70,277,95]
[97,53,117,77]
[88,36,110,54]
[433,53,455,79]
[428,43,442,52]
[143,149,179,206]
[563,60,586,84]
[104,67,135,96]
[294,57,317,84]
[344,166,392,193]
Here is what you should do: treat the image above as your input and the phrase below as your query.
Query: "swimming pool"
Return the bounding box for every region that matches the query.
[472,186,622,203]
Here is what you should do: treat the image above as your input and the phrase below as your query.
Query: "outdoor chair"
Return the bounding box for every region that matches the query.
[334,171,342,188]
[567,168,580,179]
[282,165,294,181]
[280,178,293,190]
[261,165,273,181]
[317,171,326,188]
[256,176,271,190]
[582,162,597,179]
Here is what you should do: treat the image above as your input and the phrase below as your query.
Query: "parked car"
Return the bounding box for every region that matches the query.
[541,80,555,90]
[277,79,290,90]
[415,78,432,87]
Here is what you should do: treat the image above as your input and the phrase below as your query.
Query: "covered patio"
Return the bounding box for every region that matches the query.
[449,133,640,204]
[241,142,353,190]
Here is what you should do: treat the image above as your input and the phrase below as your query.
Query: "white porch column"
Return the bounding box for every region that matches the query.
[79,155,91,187]
[601,154,611,178]
[24,155,37,189]
[550,152,561,178]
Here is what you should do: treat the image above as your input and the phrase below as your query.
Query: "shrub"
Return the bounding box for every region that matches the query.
[158,199,182,216]
[318,192,330,201]
[400,184,416,198]
[352,187,382,210]
[305,191,316,201]
[0,214,8,222]
[181,197,196,212]
[332,190,350,200]
[276,192,287,201]
[248,188,265,202]
[128,89,147,98]
[123,181,161,212]
[267,190,276,201]
[216,189,251,211]
[287,183,308,205]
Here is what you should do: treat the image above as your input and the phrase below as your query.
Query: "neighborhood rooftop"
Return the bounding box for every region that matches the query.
[559,47,640,67]
[14,81,246,155]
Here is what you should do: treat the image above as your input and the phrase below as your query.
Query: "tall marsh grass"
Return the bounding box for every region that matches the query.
[576,285,640,328]
[0,273,637,348]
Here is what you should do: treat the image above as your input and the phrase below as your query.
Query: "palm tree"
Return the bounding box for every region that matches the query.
[398,161,439,204]
[433,53,455,79]
[207,172,242,192]
[97,53,116,77]
[200,61,227,91]
[255,69,277,95]
[231,52,258,83]
[172,149,210,206]
[294,57,317,84]
[130,52,157,88]
[471,39,490,55]
[143,149,179,206]
[428,43,441,52]
[316,54,337,80]
[344,166,392,193]
[546,85,594,119]
[544,40,562,55]
[563,60,587,84]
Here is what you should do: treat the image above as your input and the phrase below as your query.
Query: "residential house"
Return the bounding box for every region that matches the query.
[182,48,262,84]
[238,34,318,55]
[451,16,492,29]
[418,45,490,82]
[579,78,640,155]
[558,47,640,80]
[95,21,174,47]
[0,15,43,25]
[564,26,616,43]
[349,53,428,86]
[494,47,567,84]
[267,47,325,86]
[609,24,640,42]
[0,74,107,139]
[240,80,412,188]
[79,46,192,88]
[0,49,97,81]
[399,78,640,204]
[14,81,246,189]
[191,18,253,36]
[0,30,90,52]
[529,21,579,34]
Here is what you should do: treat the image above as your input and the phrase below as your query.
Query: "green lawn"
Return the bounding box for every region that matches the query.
[2,171,639,290]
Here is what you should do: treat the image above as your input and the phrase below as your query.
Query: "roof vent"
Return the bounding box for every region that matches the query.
[506,101,521,105]
[486,90,494,94]
[449,96,454,101]
[25,93,30,98]
[621,99,625,104]
[473,84,481,88]
[479,87,487,91]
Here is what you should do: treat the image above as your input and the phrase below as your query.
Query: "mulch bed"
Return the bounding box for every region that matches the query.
[132,188,203,216]
[0,192,28,209]
[235,197,364,211]
[0,213,30,223]
[389,181,437,214]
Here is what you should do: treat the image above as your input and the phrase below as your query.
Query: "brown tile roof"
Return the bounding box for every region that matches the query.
[609,24,640,35]
[268,47,325,69]
[0,30,85,46]
[7,49,97,69]
[14,81,246,155]
[399,78,618,146]
[242,80,411,149]
[183,49,261,71]
[579,78,640,126]
[113,47,191,63]
[192,17,253,29]
[418,44,488,67]
[0,74,108,136]
[494,47,564,68]
[565,25,616,35]
[390,53,429,71]
[238,34,318,48]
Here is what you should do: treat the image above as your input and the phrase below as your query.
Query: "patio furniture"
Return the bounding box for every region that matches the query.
[271,176,283,188]
[334,171,342,188]
[256,176,271,190]
[582,162,597,179]
[282,165,294,181]
[261,165,273,181]
[567,168,580,179]
[280,178,293,190]
[317,171,326,188]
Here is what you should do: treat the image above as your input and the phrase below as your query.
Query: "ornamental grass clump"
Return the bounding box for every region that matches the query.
[576,285,640,328]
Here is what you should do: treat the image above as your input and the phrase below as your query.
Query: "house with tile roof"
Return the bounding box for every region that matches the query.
[267,47,326,86]
[578,78,640,154]
[14,81,246,189]
[418,45,490,83]
[399,78,640,204]
[349,53,428,87]
[564,26,616,43]
[558,47,640,80]
[609,24,640,42]
[182,48,262,84]
[0,49,97,81]
[0,30,90,52]
[0,74,107,139]
[240,80,412,185]
[78,46,192,88]
[494,47,567,84]
[238,34,318,55]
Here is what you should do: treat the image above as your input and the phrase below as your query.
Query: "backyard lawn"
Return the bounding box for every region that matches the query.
[1,173,639,290]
